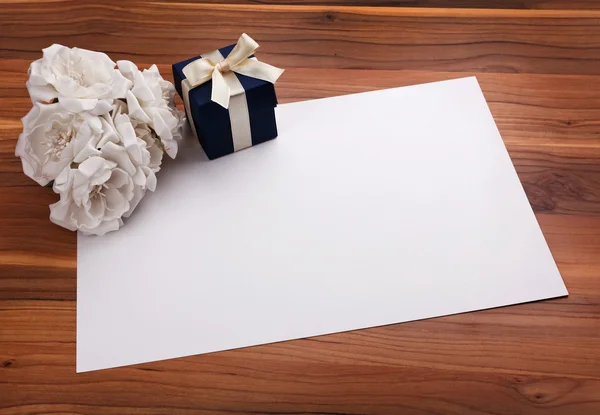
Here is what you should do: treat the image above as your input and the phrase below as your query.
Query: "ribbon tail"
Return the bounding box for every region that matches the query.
[181,79,200,141]
[234,58,284,84]
[211,68,231,109]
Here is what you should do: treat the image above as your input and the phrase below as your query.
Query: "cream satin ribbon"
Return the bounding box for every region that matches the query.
[183,33,284,109]
[181,34,284,152]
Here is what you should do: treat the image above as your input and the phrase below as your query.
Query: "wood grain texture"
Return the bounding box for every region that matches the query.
[3,2,600,74]
[1,1,600,414]
[181,0,600,9]
[5,0,600,7]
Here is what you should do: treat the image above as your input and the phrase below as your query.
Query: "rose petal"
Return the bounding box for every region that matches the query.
[90,99,113,116]
[116,60,139,82]
[79,218,121,236]
[73,158,114,206]
[103,186,129,217]
[26,81,58,103]
[49,199,78,231]
[20,104,42,132]
[107,167,131,189]
[73,205,102,230]
[132,70,155,102]
[52,166,74,195]
[96,117,120,148]
[100,141,136,176]
[42,44,68,62]
[82,82,114,99]
[111,69,133,98]
[123,185,145,218]
[71,122,102,163]
[77,156,112,180]
[115,116,149,167]
[163,137,178,159]
[54,75,88,99]
[125,90,151,123]
[114,114,138,147]
[16,132,48,186]
[76,47,116,69]
[84,114,103,133]
[131,167,146,187]
[144,167,157,191]
[59,97,99,112]
[88,193,107,219]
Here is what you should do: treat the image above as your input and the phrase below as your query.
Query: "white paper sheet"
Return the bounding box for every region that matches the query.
[77,77,567,372]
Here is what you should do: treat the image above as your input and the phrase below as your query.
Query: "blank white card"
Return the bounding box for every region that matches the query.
[77,77,567,372]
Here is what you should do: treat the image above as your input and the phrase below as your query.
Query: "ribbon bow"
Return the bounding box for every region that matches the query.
[182,33,284,109]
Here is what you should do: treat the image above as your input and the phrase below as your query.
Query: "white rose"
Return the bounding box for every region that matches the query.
[27,44,132,114]
[49,143,140,235]
[117,61,184,158]
[15,102,107,186]
[49,156,134,235]
[49,114,159,234]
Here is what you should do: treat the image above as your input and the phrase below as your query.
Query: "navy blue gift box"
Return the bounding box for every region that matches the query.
[173,43,280,160]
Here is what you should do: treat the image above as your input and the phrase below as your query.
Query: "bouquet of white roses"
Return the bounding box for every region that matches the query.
[16,45,185,235]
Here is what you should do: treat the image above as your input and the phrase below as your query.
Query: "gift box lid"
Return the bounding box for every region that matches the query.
[172,43,278,111]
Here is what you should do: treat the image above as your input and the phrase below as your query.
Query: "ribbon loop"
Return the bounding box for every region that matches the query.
[181,33,283,109]
[224,33,259,70]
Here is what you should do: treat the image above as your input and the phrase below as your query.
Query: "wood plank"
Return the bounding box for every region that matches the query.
[1,2,600,74]
[1,357,600,414]
[2,213,600,414]
[167,0,600,10]
[4,0,600,8]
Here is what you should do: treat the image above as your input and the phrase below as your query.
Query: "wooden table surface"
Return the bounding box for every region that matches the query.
[2,1,600,414]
